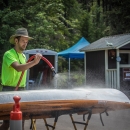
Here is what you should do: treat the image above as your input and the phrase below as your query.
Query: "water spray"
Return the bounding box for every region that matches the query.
[15,55,56,91]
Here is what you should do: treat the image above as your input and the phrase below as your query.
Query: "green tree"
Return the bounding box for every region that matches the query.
[104,0,130,34]
[0,0,84,66]
[81,1,107,42]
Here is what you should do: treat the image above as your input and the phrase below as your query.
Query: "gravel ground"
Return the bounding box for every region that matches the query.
[0,109,130,130]
[23,109,130,130]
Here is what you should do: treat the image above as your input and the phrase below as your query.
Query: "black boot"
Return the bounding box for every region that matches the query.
[0,120,9,130]
[22,120,25,130]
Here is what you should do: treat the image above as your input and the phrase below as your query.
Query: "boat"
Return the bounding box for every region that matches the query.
[0,88,130,129]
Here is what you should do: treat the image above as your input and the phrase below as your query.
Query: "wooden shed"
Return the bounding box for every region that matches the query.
[80,34,130,95]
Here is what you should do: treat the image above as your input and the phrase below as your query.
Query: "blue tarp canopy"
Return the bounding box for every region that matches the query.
[58,37,90,79]
[58,37,90,59]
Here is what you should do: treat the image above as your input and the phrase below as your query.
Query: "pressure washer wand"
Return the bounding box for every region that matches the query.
[15,55,56,91]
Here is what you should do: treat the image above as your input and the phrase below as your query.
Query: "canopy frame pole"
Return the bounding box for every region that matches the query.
[69,58,70,80]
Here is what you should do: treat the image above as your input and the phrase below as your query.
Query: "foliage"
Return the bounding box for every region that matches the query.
[81,1,108,42]
[0,0,130,74]
[0,0,85,69]
[104,0,130,34]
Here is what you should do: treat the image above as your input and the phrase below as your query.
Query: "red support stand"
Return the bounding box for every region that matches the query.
[10,96,22,130]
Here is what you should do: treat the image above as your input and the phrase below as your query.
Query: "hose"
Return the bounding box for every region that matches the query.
[15,55,55,91]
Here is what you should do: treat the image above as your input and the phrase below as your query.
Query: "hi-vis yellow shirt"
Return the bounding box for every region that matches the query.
[2,48,27,87]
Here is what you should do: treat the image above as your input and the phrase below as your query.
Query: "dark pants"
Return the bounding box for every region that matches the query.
[2,86,25,91]
[0,86,25,130]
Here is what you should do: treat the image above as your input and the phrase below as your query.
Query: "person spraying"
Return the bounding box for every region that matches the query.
[0,28,42,130]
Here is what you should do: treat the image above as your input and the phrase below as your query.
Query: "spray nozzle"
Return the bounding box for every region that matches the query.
[51,67,56,74]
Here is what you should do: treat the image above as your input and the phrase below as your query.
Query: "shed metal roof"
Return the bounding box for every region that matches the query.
[80,34,130,52]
